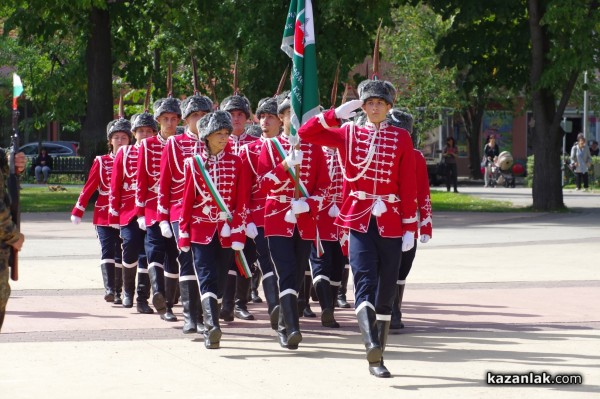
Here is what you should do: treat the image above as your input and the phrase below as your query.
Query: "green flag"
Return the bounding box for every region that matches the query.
[281,0,319,138]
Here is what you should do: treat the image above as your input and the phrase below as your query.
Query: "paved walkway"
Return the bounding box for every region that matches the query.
[1,187,599,398]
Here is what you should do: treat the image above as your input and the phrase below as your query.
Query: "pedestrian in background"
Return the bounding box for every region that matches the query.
[442,137,458,193]
[571,133,592,191]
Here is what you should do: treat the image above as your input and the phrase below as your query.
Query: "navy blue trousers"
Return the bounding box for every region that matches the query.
[119,219,147,270]
[96,226,122,265]
[268,228,311,295]
[398,240,417,281]
[171,221,195,278]
[145,223,179,278]
[254,227,276,278]
[309,240,345,285]
[191,234,234,299]
[349,219,402,315]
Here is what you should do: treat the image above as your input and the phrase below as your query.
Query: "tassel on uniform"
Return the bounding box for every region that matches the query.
[220,222,231,237]
[328,203,340,218]
[284,209,297,224]
[371,199,387,217]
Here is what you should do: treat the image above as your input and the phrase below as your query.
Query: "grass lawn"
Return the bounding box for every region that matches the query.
[19,184,523,213]
[21,185,81,213]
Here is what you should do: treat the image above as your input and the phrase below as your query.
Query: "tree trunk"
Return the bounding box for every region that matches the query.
[528,0,564,211]
[80,6,113,171]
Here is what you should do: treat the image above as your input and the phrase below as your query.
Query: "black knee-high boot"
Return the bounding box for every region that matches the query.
[250,267,263,303]
[220,272,236,322]
[337,266,351,308]
[148,266,166,315]
[262,275,280,330]
[201,296,222,349]
[180,280,200,334]
[314,279,339,328]
[390,285,405,330]
[234,275,254,320]
[136,272,154,314]
[100,263,115,302]
[298,273,316,318]
[162,276,178,322]
[369,320,391,378]
[280,294,302,350]
[114,265,123,305]
[122,266,137,308]
[356,305,382,365]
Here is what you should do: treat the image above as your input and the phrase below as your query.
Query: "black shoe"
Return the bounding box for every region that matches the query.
[114,294,122,305]
[104,290,115,303]
[250,289,263,303]
[234,305,255,320]
[152,292,167,315]
[137,301,154,314]
[161,307,178,322]
[337,294,351,309]
[321,308,340,328]
[204,327,222,349]
[122,294,134,308]
[303,304,316,318]
[369,361,391,378]
[220,308,234,322]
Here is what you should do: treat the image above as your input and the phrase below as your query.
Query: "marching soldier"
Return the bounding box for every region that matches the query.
[257,96,330,350]
[238,96,284,331]
[386,110,432,330]
[71,117,130,305]
[137,96,181,322]
[298,79,418,377]
[109,110,157,313]
[219,94,258,321]
[178,110,250,349]
[157,93,213,333]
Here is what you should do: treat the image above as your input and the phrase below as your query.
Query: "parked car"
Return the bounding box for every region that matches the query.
[19,141,79,158]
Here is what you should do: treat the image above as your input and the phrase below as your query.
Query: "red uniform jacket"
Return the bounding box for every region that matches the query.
[72,154,114,226]
[415,149,433,239]
[136,134,168,227]
[178,151,250,248]
[109,144,141,226]
[317,147,345,242]
[298,109,418,238]
[257,134,330,240]
[239,137,270,228]
[226,131,258,155]
[157,129,204,223]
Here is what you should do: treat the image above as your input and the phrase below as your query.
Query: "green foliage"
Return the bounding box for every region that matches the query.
[21,185,81,212]
[430,190,523,212]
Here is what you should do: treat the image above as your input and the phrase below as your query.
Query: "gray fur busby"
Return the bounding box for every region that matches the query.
[106,118,133,141]
[387,109,414,133]
[196,110,233,141]
[357,79,396,105]
[255,97,278,118]
[220,94,252,119]
[245,124,262,138]
[277,91,291,115]
[180,95,213,120]
[131,112,158,133]
[153,97,182,120]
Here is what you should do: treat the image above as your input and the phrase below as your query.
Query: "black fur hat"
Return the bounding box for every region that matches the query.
[196,110,233,141]
[131,112,158,133]
[256,97,278,118]
[153,97,182,120]
[220,95,252,119]
[357,79,396,106]
[277,91,291,115]
[107,118,133,141]
[387,109,413,133]
[245,124,262,138]
[180,95,213,120]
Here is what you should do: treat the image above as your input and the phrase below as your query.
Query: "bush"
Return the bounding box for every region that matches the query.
[525,154,600,188]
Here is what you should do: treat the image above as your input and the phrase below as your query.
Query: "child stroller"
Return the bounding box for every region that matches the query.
[490,151,516,187]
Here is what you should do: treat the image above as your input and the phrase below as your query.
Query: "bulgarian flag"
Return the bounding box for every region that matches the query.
[281,0,320,137]
[13,73,23,110]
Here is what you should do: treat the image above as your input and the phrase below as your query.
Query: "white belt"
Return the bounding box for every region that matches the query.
[267,195,295,204]
[350,191,400,203]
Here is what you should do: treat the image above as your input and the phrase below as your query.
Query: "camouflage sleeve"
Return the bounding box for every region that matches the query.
[0,148,19,246]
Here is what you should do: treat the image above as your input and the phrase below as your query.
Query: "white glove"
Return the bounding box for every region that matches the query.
[231,241,245,251]
[335,99,363,120]
[401,231,415,252]
[159,220,173,238]
[284,149,303,168]
[246,222,259,239]
[109,224,120,230]
[291,199,310,215]
[180,246,190,253]
[137,216,146,231]
[70,215,81,225]
[419,234,430,244]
